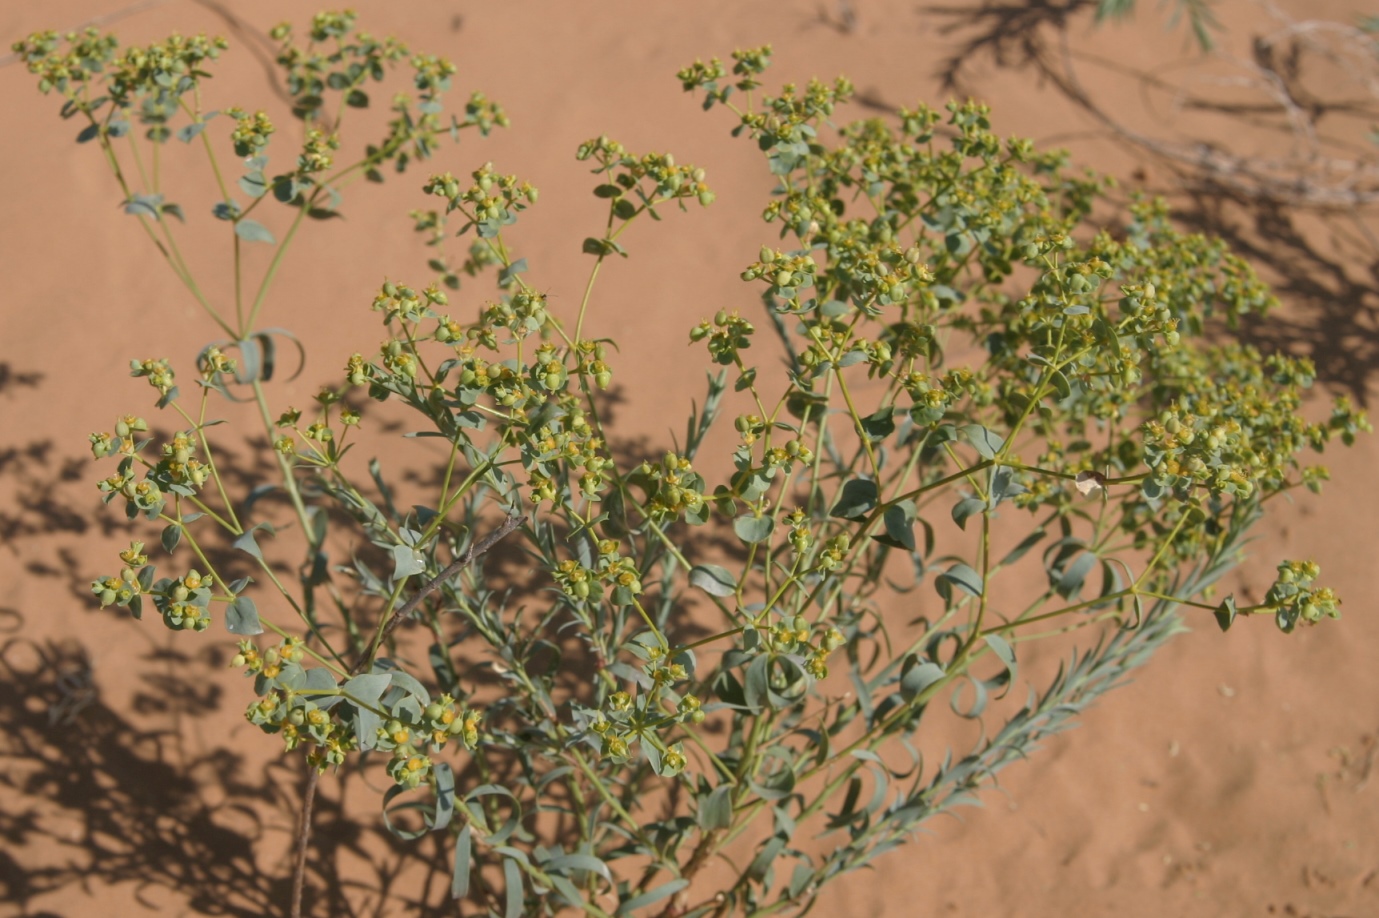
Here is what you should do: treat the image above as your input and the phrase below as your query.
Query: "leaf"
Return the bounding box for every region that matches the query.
[390,544,426,581]
[123,193,163,219]
[1055,552,1098,599]
[1214,594,1238,632]
[859,407,895,443]
[744,655,770,713]
[900,657,945,703]
[546,854,612,883]
[497,258,528,286]
[689,564,736,597]
[230,529,259,556]
[1050,367,1072,400]
[451,824,471,899]
[161,522,182,554]
[617,879,689,916]
[877,503,916,551]
[342,673,392,707]
[235,219,276,244]
[503,854,522,918]
[983,633,1017,688]
[936,562,983,602]
[951,496,985,530]
[238,170,268,198]
[733,514,774,545]
[696,785,733,830]
[232,523,275,560]
[176,121,209,143]
[1000,528,1046,567]
[831,478,878,520]
[226,595,263,635]
[961,424,1004,459]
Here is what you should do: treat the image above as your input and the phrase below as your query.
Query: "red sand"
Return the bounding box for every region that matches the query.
[2,2,1376,915]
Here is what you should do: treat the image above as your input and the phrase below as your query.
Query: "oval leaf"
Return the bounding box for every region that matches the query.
[226,595,263,635]
[831,478,878,520]
[235,218,276,244]
[733,514,774,545]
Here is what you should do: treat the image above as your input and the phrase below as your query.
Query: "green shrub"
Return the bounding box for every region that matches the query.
[14,13,1366,916]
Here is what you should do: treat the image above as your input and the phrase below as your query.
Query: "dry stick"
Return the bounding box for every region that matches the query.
[374,512,524,652]
[288,512,524,918]
[1053,8,1379,208]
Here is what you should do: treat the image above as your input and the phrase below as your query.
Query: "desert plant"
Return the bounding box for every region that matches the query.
[13,12,1368,917]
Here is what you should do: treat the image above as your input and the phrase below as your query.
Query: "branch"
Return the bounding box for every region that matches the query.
[372,512,525,662]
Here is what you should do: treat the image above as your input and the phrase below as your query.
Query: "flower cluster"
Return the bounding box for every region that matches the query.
[1265,560,1341,633]
[423,164,538,239]
[576,136,715,210]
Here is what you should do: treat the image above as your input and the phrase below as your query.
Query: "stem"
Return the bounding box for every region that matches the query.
[365,513,523,664]
[289,769,319,918]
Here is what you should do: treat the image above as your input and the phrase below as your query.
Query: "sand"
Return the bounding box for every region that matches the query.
[1,1,1376,915]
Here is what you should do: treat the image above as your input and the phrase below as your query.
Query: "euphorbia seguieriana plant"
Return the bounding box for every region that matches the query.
[15,13,1369,917]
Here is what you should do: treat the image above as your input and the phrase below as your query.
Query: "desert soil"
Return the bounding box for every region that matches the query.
[2,1,1377,916]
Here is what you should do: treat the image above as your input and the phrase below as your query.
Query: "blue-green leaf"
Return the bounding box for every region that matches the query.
[497,258,528,286]
[831,478,878,520]
[936,562,983,602]
[232,523,275,560]
[689,564,736,597]
[1055,552,1098,599]
[391,544,425,581]
[983,633,1017,687]
[451,824,471,899]
[503,856,522,918]
[733,514,774,545]
[900,657,945,702]
[342,673,391,707]
[617,879,689,916]
[124,193,163,219]
[951,496,985,530]
[877,502,916,551]
[226,595,262,635]
[1214,594,1238,632]
[961,424,1004,459]
[696,785,733,830]
[239,170,268,198]
[860,407,895,442]
[235,219,276,244]
[546,854,612,883]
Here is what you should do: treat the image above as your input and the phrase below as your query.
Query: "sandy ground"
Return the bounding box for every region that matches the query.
[2,1,1378,916]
